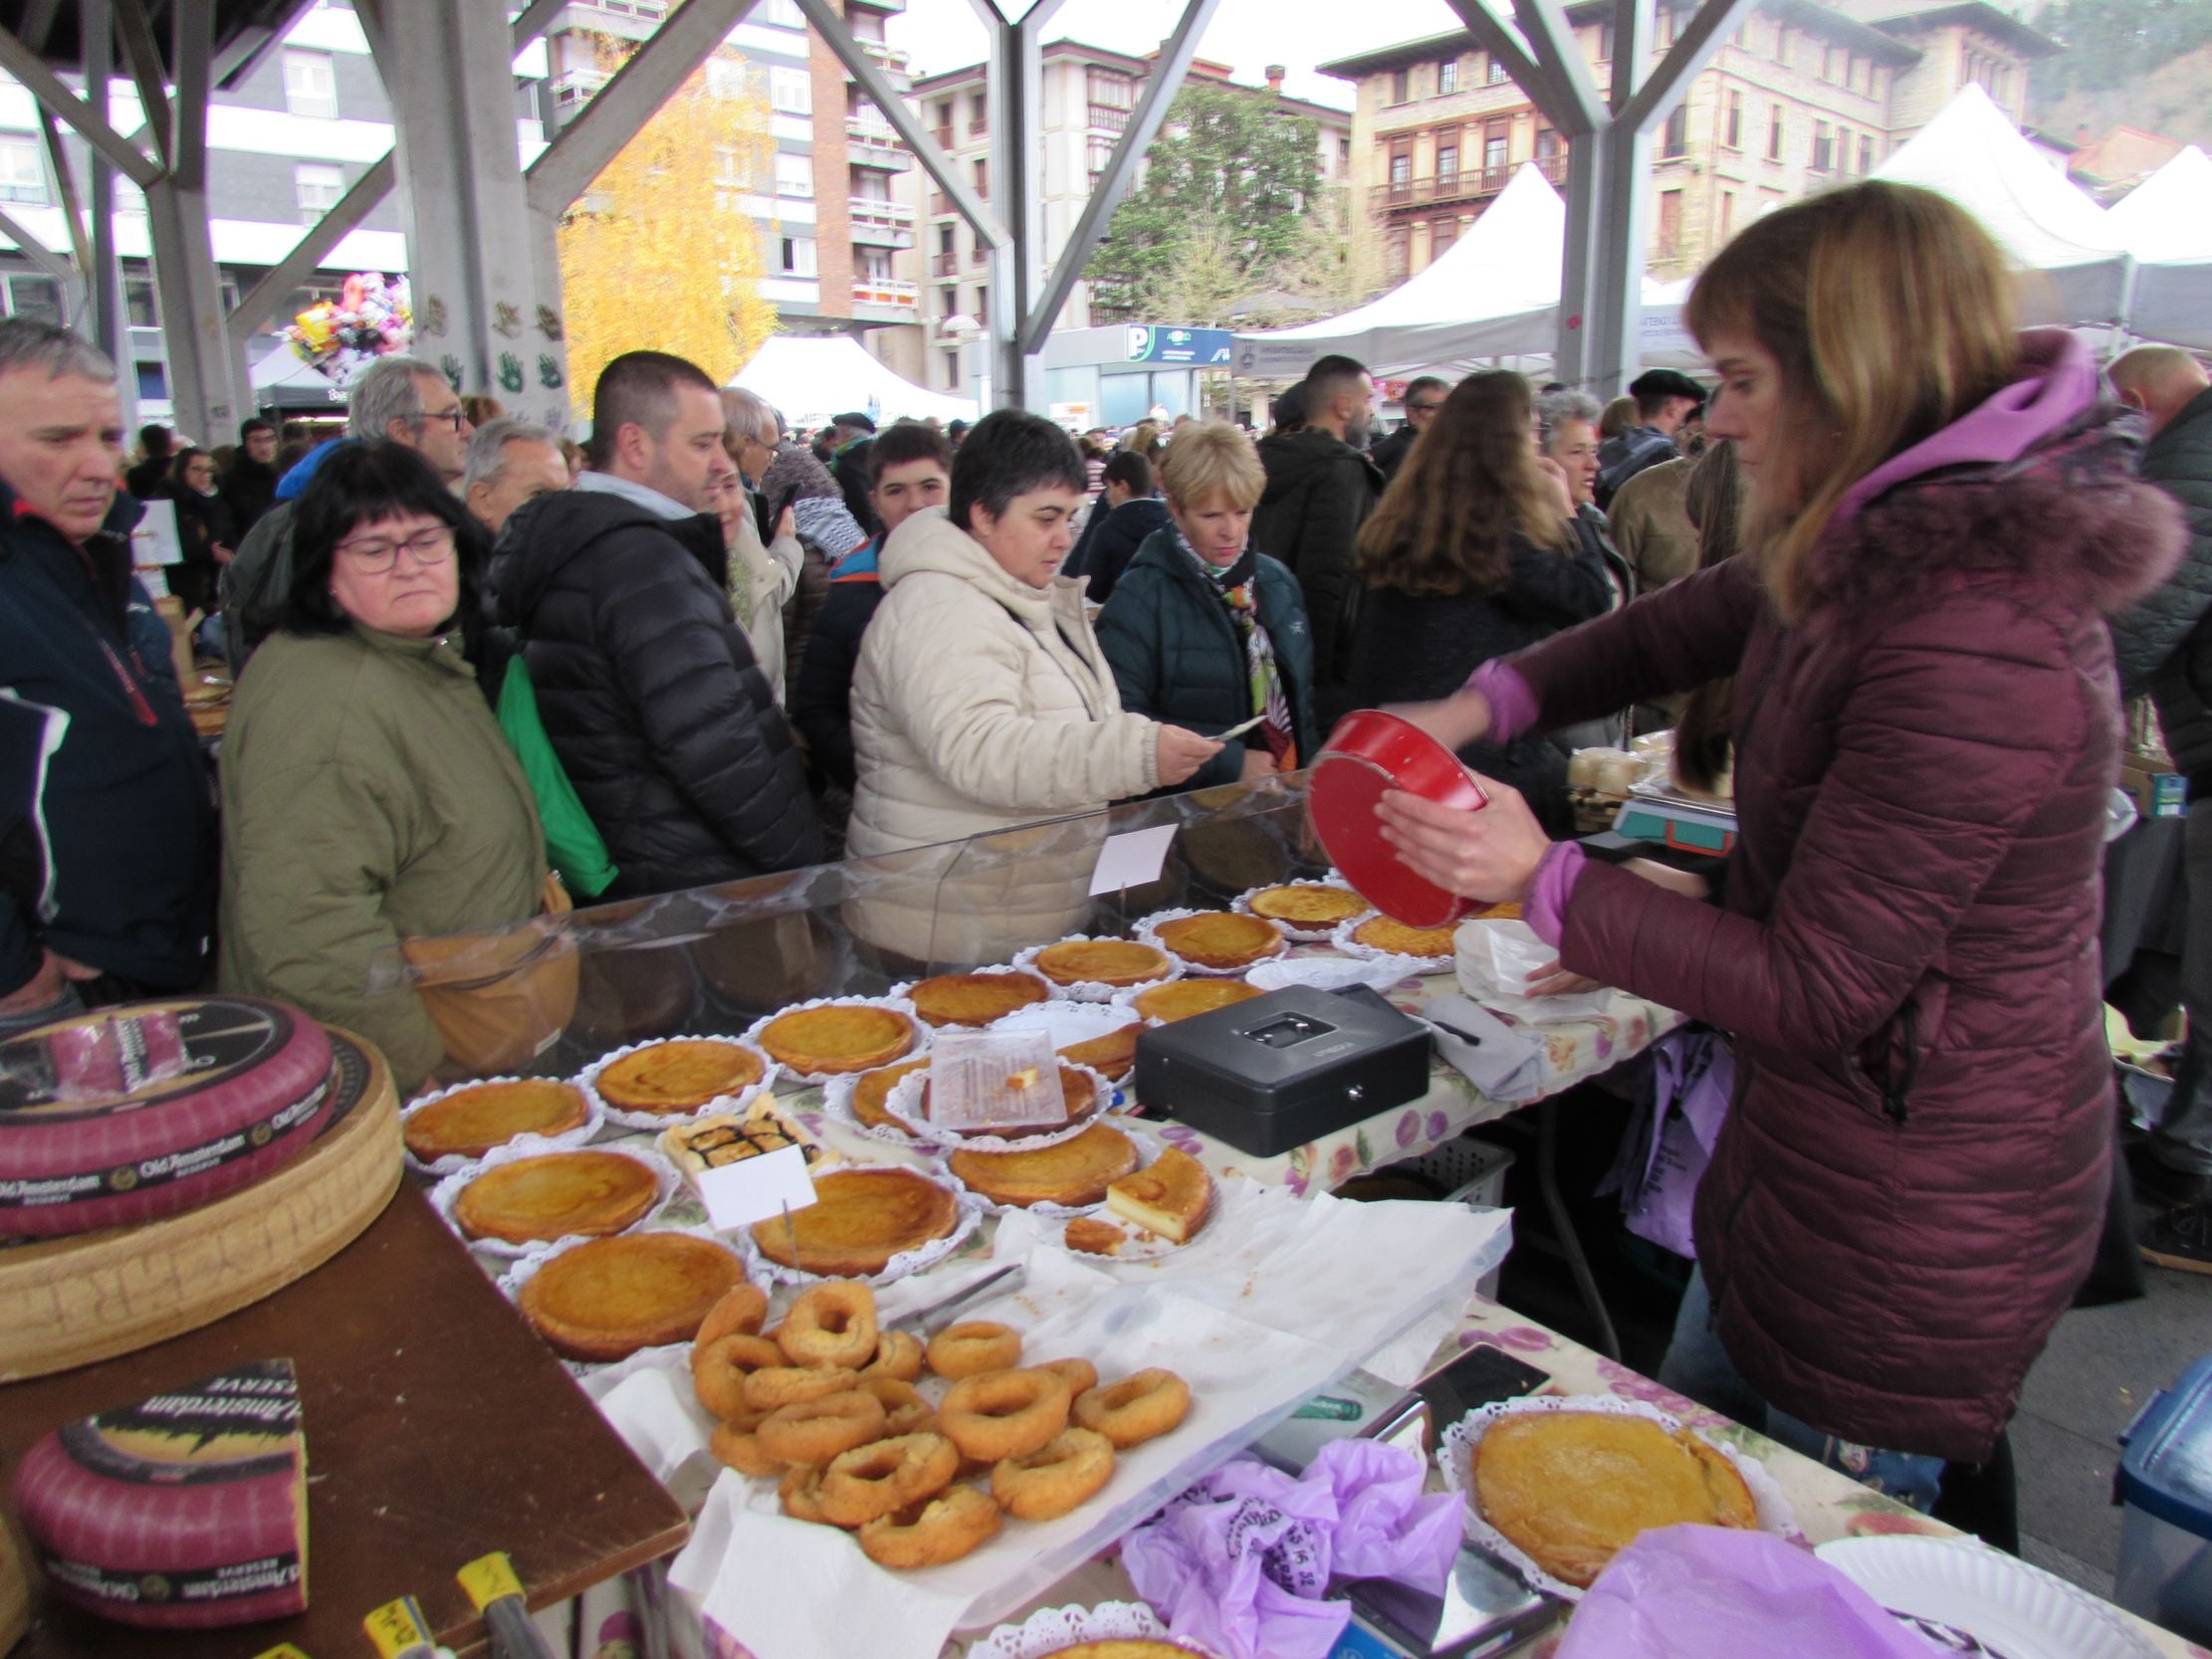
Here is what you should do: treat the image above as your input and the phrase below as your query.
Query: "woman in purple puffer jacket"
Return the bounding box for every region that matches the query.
[1377,182,2184,1500]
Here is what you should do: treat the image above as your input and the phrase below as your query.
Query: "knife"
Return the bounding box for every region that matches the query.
[911,1263,1023,1335]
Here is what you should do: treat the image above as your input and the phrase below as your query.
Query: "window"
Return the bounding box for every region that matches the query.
[1850,54,1869,95]
[757,0,803,24]
[1437,142,1458,182]
[774,152,813,198]
[971,92,988,133]
[1438,58,1458,95]
[1772,25,1790,65]
[1657,6,1677,48]
[938,225,956,255]
[282,48,335,118]
[1723,90,1743,149]
[0,135,44,204]
[136,361,166,403]
[5,274,60,323]
[1389,150,1412,188]
[779,235,817,277]
[1656,188,1683,258]
[856,247,894,281]
[1660,104,1688,158]
[1811,120,1833,172]
[1536,126,1561,160]
[972,156,988,198]
[943,348,962,390]
[1859,133,1876,173]
[1385,225,1411,282]
[771,68,811,114]
[1391,68,1412,104]
[1488,54,1510,84]
[1087,134,1116,179]
[854,170,891,204]
[294,161,343,223]
[1766,104,1784,161]
[849,9,886,42]
[937,284,958,316]
[976,284,990,320]
[1719,189,1735,240]
[124,267,158,327]
[1432,217,1459,257]
[935,99,955,141]
[1483,127,1508,173]
[1836,124,1853,172]
[1088,68,1138,132]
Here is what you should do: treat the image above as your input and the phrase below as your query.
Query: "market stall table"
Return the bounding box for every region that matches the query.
[0,1186,689,1659]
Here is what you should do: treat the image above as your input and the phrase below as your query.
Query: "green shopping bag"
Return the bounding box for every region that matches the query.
[496,655,618,900]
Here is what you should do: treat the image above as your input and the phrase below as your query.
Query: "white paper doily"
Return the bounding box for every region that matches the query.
[739,995,930,1088]
[1245,954,1430,994]
[735,1161,986,1288]
[399,1073,603,1177]
[992,1000,1142,1084]
[577,1035,781,1132]
[970,1601,1195,1659]
[1230,877,1376,942]
[884,1059,1115,1151]
[429,1138,681,1259]
[1435,1393,1798,1602]
[1330,915,1458,975]
[1134,906,1289,977]
[936,1123,1164,1218]
[889,968,1055,1029]
[1048,1200,1203,1263]
[817,1064,932,1147]
[498,1224,759,1375]
[1107,977,1265,1027]
[1010,934,1182,1003]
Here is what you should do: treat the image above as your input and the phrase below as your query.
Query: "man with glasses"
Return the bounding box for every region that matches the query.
[0,319,215,1036]
[1370,375,1448,483]
[220,355,476,670]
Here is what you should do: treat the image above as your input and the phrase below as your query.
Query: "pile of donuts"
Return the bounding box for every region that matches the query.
[690,1278,1193,1569]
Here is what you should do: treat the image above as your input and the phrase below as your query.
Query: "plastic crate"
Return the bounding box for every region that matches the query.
[1372,1135,1515,1299]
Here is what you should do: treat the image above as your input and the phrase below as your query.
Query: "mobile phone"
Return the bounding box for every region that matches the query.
[1340,1544,1556,1657]
[1417,1343,1552,1431]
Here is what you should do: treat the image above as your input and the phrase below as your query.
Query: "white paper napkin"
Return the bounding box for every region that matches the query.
[1423,994,1549,1102]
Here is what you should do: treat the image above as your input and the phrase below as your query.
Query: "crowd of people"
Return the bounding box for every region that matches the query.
[7,177,2212,1528]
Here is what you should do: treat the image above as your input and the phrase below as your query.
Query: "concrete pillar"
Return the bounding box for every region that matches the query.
[80,0,134,427]
[984,14,1042,411]
[145,0,245,445]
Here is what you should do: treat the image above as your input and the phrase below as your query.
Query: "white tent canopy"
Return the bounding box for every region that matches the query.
[732,334,979,430]
[2109,146,2212,264]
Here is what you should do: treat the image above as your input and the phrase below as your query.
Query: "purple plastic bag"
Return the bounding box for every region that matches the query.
[1602,1031,1733,1260]
[1554,1526,1944,1659]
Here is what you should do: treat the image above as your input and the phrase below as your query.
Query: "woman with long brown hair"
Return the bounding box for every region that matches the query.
[1375,181,2183,1503]
[1343,371,1610,833]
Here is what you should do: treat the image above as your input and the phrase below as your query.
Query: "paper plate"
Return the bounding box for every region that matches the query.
[1815,1537,2161,1659]
[1309,709,1489,929]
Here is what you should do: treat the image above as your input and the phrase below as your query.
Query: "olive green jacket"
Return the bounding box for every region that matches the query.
[218,625,545,1092]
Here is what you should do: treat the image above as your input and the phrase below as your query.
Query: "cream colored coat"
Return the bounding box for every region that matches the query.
[845,507,1160,962]
[725,488,804,702]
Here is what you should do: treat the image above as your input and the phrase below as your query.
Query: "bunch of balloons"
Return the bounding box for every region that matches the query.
[284,273,413,381]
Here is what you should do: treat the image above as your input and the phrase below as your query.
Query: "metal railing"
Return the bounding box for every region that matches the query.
[1371,152,1565,212]
[845,118,912,170]
[853,278,920,308]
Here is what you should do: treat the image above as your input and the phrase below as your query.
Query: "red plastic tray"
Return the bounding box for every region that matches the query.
[1309,710,1489,930]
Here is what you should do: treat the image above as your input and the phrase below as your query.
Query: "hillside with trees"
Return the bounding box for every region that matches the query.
[2033,0,2212,148]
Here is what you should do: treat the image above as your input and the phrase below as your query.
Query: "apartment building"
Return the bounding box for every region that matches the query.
[1319,0,2055,284]
[898,44,1353,396]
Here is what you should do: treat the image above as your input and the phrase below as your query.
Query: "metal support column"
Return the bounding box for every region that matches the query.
[78,0,133,428]
[972,0,1061,411]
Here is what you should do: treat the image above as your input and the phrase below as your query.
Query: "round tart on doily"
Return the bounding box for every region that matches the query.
[757,1004,918,1075]
[1034,939,1172,989]
[1153,911,1285,971]
[452,1149,659,1247]
[1058,1025,1139,1080]
[948,1122,1140,1209]
[595,1038,765,1114]
[907,971,1050,1028]
[850,1059,931,1137]
[404,1078,588,1161]
[1244,884,1371,929]
[1133,978,1262,1023]
[517,1232,748,1362]
[1351,917,1459,958]
[747,1166,959,1276]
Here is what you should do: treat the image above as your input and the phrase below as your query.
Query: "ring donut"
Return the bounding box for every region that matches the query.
[709,1423,785,1479]
[693,1333,785,1421]
[779,1463,842,1527]
[744,1364,859,1412]
[818,1431,960,1527]
[991,1426,1116,1521]
[939,1367,1072,1463]
[697,1282,770,1347]
[776,1281,879,1368]
[927,1321,1022,1379]
[1073,1368,1191,1448]
[1035,1356,1098,1399]
[862,1328,925,1382]
[858,1484,1002,1568]
[758,1389,889,1466]
[855,1375,936,1438]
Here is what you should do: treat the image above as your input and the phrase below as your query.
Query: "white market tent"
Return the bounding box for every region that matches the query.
[2109,147,2212,349]
[732,334,978,430]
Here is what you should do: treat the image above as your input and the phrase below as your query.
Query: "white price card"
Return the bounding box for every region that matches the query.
[131,498,183,566]
[1088,824,1176,897]
[695,1143,818,1231]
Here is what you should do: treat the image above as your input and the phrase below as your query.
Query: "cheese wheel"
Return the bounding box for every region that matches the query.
[0,998,334,1238]
[12,1357,309,1628]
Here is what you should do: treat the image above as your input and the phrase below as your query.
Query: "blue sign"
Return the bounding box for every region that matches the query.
[1125,324,1234,366]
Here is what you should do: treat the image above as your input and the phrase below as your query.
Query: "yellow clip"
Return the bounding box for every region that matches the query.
[252,1646,316,1659]
[362,1594,434,1658]
[457,1551,526,1611]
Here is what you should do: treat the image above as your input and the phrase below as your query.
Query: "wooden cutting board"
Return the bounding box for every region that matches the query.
[0,1027,401,1382]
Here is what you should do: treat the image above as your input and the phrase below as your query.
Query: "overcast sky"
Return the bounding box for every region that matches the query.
[885,0,1468,109]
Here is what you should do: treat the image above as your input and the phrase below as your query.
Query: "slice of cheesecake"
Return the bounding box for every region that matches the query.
[1104,1147,1215,1245]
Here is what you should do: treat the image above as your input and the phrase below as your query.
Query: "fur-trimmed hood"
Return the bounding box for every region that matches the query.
[1804,329,2184,618]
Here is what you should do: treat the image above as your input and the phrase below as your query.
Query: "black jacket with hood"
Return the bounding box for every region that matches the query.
[1249,427,1384,707]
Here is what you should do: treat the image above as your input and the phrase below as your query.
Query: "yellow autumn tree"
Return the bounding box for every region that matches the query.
[557,38,778,422]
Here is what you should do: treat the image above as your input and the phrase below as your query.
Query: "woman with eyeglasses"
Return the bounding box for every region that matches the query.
[219,443,548,1094]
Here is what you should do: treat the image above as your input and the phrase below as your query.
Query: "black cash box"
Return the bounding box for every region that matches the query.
[1132,985,1434,1157]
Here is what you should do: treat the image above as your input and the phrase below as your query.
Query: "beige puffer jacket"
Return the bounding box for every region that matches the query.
[845,507,1160,963]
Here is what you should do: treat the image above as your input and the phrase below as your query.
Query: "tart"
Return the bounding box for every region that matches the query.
[451,1149,660,1247]
[1033,939,1172,989]
[1246,884,1372,929]
[1352,917,1459,958]
[748,1166,960,1276]
[947,1122,1140,1209]
[403,1078,589,1162]
[1039,1645,1207,1659]
[1058,1024,1139,1081]
[1472,1410,1759,1587]
[757,1003,918,1076]
[1472,901,1524,922]
[1132,978,1263,1023]
[517,1232,749,1362]
[1064,1216,1127,1257]
[1106,1147,1214,1244]
[1153,912,1286,971]
[595,1038,765,1115]
[921,1064,1097,1137]
[661,1095,831,1178]
[850,1059,930,1137]
[906,971,1050,1028]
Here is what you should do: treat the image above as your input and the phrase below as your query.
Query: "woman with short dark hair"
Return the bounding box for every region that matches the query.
[218,443,546,1093]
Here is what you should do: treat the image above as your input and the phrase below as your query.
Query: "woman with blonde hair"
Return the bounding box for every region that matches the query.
[1096,421,1316,794]
[1375,181,2184,1502]
[1343,371,1610,833]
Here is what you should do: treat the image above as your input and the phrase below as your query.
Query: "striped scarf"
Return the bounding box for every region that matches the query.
[1173,528,1296,769]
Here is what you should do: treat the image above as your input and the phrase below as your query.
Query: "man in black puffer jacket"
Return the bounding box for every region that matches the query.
[493,351,820,898]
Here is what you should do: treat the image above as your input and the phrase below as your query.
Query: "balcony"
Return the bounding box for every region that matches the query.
[852,277,920,311]
[849,197,918,249]
[856,40,913,76]
[1371,152,1565,214]
[845,117,913,171]
[932,251,957,277]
